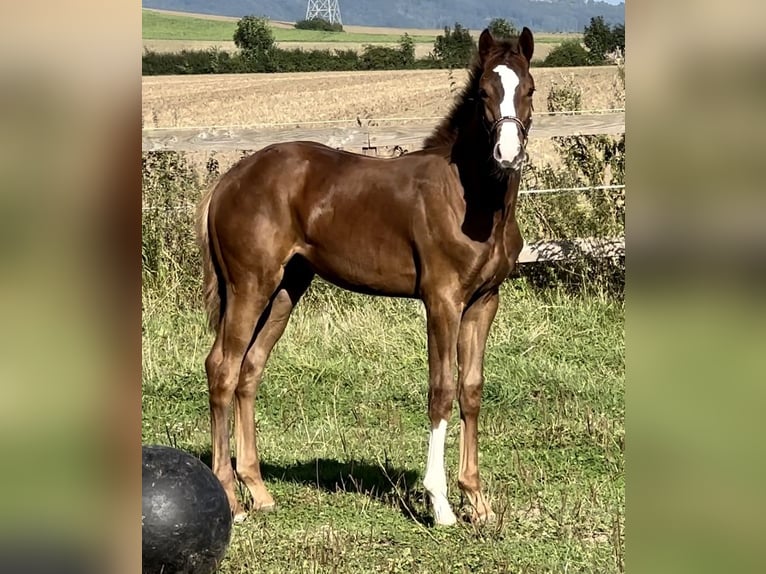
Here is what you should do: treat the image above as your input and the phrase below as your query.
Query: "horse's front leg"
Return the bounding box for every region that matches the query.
[457,289,499,522]
[422,294,462,526]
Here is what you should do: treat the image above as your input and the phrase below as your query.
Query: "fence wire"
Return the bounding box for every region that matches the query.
[143,108,625,131]
[141,184,626,212]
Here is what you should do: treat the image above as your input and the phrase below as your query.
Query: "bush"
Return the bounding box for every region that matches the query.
[399,33,415,67]
[432,23,475,68]
[142,151,208,305]
[234,15,275,57]
[360,36,416,70]
[295,18,343,32]
[271,47,360,72]
[517,80,624,291]
[488,18,518,40]
[142,48,245,75]
[546,81,583,114]
[540,40,590,67]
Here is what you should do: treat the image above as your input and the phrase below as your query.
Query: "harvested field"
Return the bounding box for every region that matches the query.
[142,66,623,169]
[142,67,622,128]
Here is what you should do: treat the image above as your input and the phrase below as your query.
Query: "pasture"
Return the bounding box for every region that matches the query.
[142,9,437,43]
[141,50,624,571]
[142,279,624,573]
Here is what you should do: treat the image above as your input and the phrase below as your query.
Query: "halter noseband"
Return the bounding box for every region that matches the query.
[489,116,530,143]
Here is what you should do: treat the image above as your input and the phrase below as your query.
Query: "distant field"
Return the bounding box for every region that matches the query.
[142,9,578,45]
[142,9,435,43]
[142,66,623,171]
[142,67,622,129]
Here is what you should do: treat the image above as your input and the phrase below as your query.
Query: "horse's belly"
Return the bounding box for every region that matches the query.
[301,245,418,297]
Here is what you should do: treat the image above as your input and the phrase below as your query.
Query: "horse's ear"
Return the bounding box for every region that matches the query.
[519,27,534,62]
[479,29,494,64]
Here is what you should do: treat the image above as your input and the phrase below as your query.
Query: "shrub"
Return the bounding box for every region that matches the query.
[518,81,625,291]
[399,33,415,67]
[546,81,583,114]
[360,36,416,70]
[488,18,518,40]
[142,49,245,75]
[295,18,343,32]
[271,47,360,72]
[234,16,275,57]
[432,23,475,68]
[360,45,403,70]
[142,151,206,305]
[540,40,590,67]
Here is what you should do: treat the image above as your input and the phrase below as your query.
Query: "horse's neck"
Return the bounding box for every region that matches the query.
[452,127,521,224]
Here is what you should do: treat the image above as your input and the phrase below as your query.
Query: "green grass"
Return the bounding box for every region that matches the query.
[142,279,624,573]
[141,9,570,45]
[142,10,435,43]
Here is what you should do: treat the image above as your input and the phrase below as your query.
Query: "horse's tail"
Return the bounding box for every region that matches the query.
[195,182,224,332]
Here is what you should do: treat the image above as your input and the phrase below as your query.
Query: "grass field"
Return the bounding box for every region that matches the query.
[142,9,436,43]
[141,18,624,567]
[142,8,576,45]
[142,278,624,573]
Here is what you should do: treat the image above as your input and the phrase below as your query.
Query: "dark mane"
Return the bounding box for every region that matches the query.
[422,37,520,153]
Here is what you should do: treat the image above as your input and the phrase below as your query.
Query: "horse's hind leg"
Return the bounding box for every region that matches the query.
[234,258,314,514]
[206,272,284,522]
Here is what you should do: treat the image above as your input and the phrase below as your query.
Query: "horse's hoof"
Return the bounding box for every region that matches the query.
[462,505,496,524]
[434,512,458,526]
[233,509,248,523]
[475,510,497,523]
[255,501,277,513]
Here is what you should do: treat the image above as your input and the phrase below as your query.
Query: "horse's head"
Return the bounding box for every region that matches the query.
[476,27,535,171]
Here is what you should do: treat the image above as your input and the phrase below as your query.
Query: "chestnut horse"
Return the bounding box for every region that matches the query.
[196,28,535,526]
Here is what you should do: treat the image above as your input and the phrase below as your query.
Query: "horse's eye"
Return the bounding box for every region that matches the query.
[528,88,536,97]
[478,88,489,99]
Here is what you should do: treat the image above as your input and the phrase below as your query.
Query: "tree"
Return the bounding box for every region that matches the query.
[541,39,590,68]
[488,17,518,40]
[399,33,415,67]
[611,24,625,56]
[234,16,275,56]
[433,23,475,68]
[584,16,617,64]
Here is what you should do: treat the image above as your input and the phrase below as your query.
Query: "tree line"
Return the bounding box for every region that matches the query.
[142,16,625,75]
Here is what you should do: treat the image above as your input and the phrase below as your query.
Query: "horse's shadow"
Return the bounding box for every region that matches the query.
[196,452,432,525]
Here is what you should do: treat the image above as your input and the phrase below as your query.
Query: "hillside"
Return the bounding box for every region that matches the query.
[141,0,624,33]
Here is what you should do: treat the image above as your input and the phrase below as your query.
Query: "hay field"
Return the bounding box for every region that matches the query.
[142,67,622,128]
[142,66,623,168]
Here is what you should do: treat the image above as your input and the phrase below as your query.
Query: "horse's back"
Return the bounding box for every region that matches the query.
[209,141,453,296]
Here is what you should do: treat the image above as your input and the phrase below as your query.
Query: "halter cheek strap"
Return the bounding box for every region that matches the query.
[490,116,531,143]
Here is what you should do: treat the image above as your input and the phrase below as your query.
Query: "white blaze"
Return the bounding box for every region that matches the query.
[422,419,456,525]
[492,64,522,164]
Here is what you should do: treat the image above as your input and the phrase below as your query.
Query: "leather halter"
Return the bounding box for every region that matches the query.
[489,116,530,143]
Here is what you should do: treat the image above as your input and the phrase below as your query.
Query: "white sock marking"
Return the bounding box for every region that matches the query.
[492,64,522,164]
[423,419,456,525]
